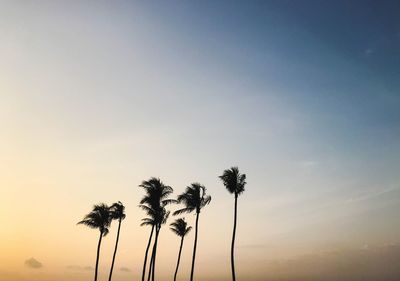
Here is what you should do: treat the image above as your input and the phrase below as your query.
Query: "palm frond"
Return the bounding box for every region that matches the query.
[170,227,179,235]
[173,207,195,216]
[77,219,98,229]
[162,199,178,206]
[138,204,155,215]
[201,195,212,208]
[102,227,109,236]
[141,221,154,226]
[185,226,192,235]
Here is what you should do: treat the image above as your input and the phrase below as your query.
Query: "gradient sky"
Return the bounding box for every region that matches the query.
[1,1,400,281]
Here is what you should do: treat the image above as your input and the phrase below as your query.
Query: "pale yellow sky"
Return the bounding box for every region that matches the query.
[1,1,400,281]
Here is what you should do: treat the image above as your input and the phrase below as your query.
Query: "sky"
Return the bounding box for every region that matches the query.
[0,1,399,281]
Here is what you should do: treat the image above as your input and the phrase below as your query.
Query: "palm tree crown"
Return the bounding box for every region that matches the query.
[77,203,112,281]
[139,177,175,210]
[78,203,112,235]
[140,203,170,228]
[108,201,126,281]
[139,177,174,281]
[174,183,211,215]
[110,201,126,221]
[219,167,247,196]
[141,205,170,227]
[170,218,192,237]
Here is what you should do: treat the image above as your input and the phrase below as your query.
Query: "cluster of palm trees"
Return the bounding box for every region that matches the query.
[78,166,246,281]
[77,201,126,281]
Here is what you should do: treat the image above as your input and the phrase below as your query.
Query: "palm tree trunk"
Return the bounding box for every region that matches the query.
[173,236,184,281]
[151,227,160,281]
[94,231,103,281]
[147,246,154,281]
[142,226,154,281]
[147,227,159,281]
[231,194,238,281]
[108,219,122,281]
[190,212,200,281]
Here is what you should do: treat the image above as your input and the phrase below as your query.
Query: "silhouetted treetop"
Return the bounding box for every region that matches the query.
[110,201,126,221]
[77,203,112,236]
[219,167,247,196]
[139,177,176,208]
[170,218,192,237]
[174,183,211,215]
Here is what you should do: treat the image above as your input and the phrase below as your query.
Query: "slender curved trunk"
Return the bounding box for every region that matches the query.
[147,227,159,281]
[231,194,238,281]
[147,246,154,281]
[94,231,103,281]
[150,227,160,281]
[142,226,155,281]
[147,250,154,281]
[108,219,122,281]
[173,236,184,281]
[190,211,200,281]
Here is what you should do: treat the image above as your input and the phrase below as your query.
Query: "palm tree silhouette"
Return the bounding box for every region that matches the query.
[77,203,111,281]
[139,177,174,281]
[219,167,247,281]
[170,218,192,281]
[174,183,211,281]
[108,201,126,281]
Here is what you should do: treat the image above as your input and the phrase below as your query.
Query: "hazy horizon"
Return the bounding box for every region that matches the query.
[1,1,400,281]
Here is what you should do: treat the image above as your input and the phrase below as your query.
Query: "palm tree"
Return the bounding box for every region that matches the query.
[219,167,247,281]
[77,203,111,281]
[139,177,174,281]
[174,183,211,281]
[170,218,192,281]
[108,201,126,281]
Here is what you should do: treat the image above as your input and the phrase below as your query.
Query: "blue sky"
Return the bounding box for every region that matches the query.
[133,0,400,153]
[132,0,400,190]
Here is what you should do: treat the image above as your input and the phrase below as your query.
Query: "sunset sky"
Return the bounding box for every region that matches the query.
[1,1,400,281]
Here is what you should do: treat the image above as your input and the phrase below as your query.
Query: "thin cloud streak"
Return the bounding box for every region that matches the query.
[24,258,43,269]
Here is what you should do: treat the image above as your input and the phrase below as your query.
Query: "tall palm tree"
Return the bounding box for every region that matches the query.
[77,203,111,281]
[174,183,211,281]
[170,218,192,281]
[219,167,247,281]
[139,177,174,281]
[108,201,126,281]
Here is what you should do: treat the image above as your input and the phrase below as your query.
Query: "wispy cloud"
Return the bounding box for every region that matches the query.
[345,186,400,204]
[260,245,400,281]
[66,265,93,271]
[24,258,43,269]
[238,243,267,249]
[364,48,374,56]
[297,160,319,168]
